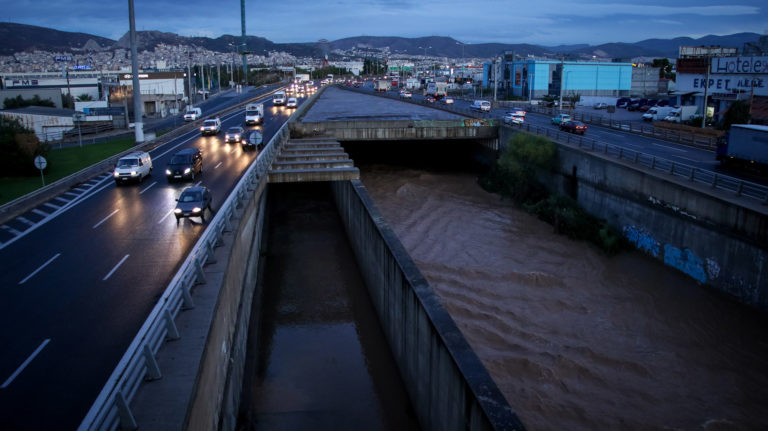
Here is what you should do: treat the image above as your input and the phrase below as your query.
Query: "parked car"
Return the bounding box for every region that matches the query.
[243,130,264,151]
[165,148,203,182]
[616,97,631,108]
[174,186,213,225]
[593,102,608,109]
[113,151,152,185]
[551,114,571,125]
[286,97,298,108]
[560,120,587,135]
[225,126,245,144]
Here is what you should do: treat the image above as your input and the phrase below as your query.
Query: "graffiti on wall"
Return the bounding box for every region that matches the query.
[622,226,660,257]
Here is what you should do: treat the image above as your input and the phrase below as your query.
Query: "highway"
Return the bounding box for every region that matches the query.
[0,86,306,430]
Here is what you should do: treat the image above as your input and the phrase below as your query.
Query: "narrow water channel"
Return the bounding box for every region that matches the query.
[237,182,420,431]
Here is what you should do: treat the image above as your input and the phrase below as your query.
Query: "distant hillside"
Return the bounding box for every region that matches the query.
[0,22,761,60]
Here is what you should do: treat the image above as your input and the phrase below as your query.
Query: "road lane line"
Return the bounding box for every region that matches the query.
[103,254,130,281]
[215,161,223,169]
[139,181,157,195]
[18,253,61,285]
[92,209,120,229]
[16,217,35,226]
[158,208,175,224]
[1,339,51,388]
[31,209,49,217]
[43,203,60,210]
[1,225,22,235]
[195,181,203,187]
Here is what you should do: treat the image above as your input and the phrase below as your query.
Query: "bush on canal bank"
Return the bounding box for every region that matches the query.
[479,132,626,255]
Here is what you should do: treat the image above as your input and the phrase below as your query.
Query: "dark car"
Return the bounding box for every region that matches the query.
[559,120,587,135]
[174,186,212,225]
[225,126,245,143]
[243,130,264,151]
[425,95,436,103]
[165,148,202,182]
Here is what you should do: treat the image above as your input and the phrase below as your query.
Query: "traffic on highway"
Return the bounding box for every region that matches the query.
[0,84,308,429]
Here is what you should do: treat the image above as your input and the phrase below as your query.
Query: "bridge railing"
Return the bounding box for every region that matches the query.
[77,120,291,431]
[508,122,768,204]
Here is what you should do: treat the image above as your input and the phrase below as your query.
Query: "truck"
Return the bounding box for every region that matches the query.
[663,105,698,123]
[374,79,391,92]
[245,103,264,125]
[716,124,768,175]
[295,73,310,83]
[642,106,676,122]
[425,82,448,99]
[273,90,287,106]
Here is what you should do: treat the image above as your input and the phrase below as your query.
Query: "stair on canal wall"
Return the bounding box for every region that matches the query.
[268,138,360,183]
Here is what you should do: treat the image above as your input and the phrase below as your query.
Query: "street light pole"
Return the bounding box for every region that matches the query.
[128,0,144,143]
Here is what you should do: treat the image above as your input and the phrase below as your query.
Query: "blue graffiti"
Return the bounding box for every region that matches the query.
[663,245,707,284]
[623,226,660,257]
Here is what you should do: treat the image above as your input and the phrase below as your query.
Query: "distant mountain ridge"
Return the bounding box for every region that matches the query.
[0,22,761,60]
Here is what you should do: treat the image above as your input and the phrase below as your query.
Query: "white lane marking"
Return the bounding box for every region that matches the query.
[31,209,50,217]
[64,191,79,197]
[195,181,203,187]
[158,208,175,224]
[92,209,120,229]
[19,253,61,285]
[103,254,130,281]
[214,162,223,169]
[43,203,60,210]
[16,217,35,227]
[139,181,157,195]
[652,143,687,152]
[54,197,71,204]
[1,225,22,235]
[1,339,51,388]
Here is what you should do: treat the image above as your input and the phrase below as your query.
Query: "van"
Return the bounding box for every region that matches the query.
[245,103,264,125]
[165,148,203,182]
[470,100,491,112]
[184,107,201,121]
[113,151,152,185]
[273,91,287,106]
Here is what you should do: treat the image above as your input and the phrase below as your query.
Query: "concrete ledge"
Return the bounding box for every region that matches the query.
[331,180,526,431]
[268,168,360,183]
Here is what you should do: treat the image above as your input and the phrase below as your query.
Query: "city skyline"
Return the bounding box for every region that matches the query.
[1,0,765,47]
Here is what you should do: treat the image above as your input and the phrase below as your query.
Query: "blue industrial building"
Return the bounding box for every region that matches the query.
[484,59,633,101]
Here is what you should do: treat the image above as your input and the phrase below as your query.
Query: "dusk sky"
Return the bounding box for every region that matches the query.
[2,0,766,46]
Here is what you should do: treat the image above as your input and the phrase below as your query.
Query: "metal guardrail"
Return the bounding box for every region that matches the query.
[510,122,768,204]
[77,121,290,431]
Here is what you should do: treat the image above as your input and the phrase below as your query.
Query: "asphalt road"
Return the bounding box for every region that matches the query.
[0,87,306,430]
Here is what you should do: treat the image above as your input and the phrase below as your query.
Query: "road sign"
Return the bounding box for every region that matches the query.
[34,156,47,170]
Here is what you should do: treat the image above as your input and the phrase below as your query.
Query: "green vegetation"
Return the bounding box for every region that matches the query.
[0,116,49,176]
[2,94,56,109]
[717,100,751,130]
[0,137,135,205]
[479,132,626,254]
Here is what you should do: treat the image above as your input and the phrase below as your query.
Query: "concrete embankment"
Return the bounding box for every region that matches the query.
[498,126,768,310]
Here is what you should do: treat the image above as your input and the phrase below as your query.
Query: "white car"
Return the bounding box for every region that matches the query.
[399,90,412,98]
[113,151,152,185]
[470,100,491,112]
[503,113,525,125]
[286,97,298,108]
[442,97,455,104]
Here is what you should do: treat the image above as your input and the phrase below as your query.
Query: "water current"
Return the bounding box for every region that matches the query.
[359,163,768,431]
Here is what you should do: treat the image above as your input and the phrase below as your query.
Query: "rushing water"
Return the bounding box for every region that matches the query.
[359,164,768,431]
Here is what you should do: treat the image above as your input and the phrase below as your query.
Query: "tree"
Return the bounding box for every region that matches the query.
[3,95,56,109]
[652,58,676,81]
[0,116,49,176]
[718,100,751,130]
[62,93,74,109]
[76,93,93,101]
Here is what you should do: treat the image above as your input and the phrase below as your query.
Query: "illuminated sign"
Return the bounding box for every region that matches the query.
[10,79,39,86]
[711,56,768,74]
[53,55,72,62]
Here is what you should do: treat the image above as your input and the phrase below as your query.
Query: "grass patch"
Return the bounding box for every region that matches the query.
[0,138,135,205]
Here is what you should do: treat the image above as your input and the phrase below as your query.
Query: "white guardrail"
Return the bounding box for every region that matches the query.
[77,121,290,431]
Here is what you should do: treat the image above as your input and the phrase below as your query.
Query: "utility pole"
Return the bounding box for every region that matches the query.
[701,56,711,128]
[187,51,193,106]
[128,0,144,143]
[240,0,248,86]
[201,63,206,100]
[558,56,564,110]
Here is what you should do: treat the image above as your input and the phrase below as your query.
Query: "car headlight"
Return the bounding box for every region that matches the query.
[113,171,119,177]
[200,127,204,131]
[174,208,182,214]
[165,169,171,175]
[184,168,191,174]
[131,170,138,176]
[225,134,230,139]
[192,207,201,213]
[234,134,240,139]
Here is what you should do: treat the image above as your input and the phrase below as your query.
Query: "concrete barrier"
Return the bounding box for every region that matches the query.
[498,126,768,311]
[331,179,526,431]
[291,119,498,141]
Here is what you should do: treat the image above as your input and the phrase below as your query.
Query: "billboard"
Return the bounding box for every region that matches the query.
[711,56,768,74]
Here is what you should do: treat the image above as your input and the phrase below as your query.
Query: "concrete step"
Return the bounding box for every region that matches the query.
[277,153,350,162]
[272,160,355,170]
[281,146,344,154]
[284,142,342,150]
[268,167,360,183]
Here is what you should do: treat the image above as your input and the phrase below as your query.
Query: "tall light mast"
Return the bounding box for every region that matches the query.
[240,0,248,85]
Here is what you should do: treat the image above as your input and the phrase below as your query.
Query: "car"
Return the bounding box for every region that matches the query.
[165,148,203,182]
[286,97,298,108]
[508,107,526,117]
[174,186,213,225]
[183,107,201,121]
[503,113,525,125]
[593,102,608,109]
[399,90,412,98]
[200,117,221,135]
[470,100,491,112]
[559,120,587,135]
[442,97,455,104]
[113,151,152,185]
[225,126,245,143]
[425,95,436,103]
[551,114,571,125]
[243,130,263,151]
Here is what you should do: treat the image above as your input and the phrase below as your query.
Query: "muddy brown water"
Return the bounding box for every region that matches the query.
[359,164,768,431]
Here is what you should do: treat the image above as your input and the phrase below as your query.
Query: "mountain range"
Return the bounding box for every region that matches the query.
[0,22,761,60]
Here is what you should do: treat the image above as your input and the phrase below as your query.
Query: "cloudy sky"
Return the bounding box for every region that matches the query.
[2,0,765,46]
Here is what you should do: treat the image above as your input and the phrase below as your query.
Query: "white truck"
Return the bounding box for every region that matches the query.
[425,82,448,99]
[245,103,264,125]
[295,73,310,83]
[716,124,768,174]
[663,105,698,123]
[374,79,391,92]
[642,106,676,122]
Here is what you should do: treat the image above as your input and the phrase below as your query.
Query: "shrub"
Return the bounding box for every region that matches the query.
[0,116,50,176]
